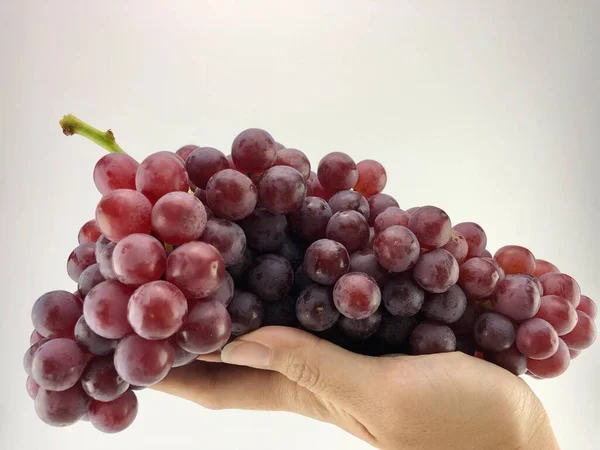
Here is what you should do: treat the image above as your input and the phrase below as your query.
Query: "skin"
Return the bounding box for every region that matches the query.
[154,326,559,450]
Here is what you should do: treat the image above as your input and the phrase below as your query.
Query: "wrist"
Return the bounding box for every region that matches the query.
[511,387,559,450]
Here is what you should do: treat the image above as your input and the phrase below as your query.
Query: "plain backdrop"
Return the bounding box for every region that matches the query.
[1,1,599,449]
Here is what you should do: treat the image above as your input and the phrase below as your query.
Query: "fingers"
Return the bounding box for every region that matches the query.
[220,326,376,403]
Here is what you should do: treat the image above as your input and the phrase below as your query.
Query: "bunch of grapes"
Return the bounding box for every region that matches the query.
[24,122,598,434]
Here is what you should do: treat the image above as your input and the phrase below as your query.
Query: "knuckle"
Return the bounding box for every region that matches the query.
[285,354,322,391]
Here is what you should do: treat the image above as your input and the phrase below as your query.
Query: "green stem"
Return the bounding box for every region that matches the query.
[59,114,126,154]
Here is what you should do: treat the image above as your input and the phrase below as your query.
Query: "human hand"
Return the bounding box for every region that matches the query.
[154,326,558,450]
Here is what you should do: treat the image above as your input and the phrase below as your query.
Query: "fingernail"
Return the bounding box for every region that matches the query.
[221,341,271,368]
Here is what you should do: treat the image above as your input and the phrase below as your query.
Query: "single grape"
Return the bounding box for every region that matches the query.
[274,142,285,151]
[493,245,536,276]
[421,284,467,324]
[274,148,311,180]
[200,271,235,307]
[492,275,541,321]
[458,257,500,300]
[89,390,138,433]
[515,318,559,360]
[199,218,246,266]
[176,144,200,162]
[277,235,306,269]
[185,146,229,189]
[407,206,452,249]
[247,254,293,302]
[67,243,97,282]
[539,272,581,307]
[239,208,287,252]
[485,345,527,376]
[527,338,570,378]
[135,151,188,204]
[30,330,44,345]
[367,194,399,226]
[81,356,129,402]
[382,276,425,317]
[373,207,410,235]
[535,295,577,336]
[306,171,332,199]
[349,249,388,287]
[533,259,560,278]
[73,291,84,305]
[451,302,482,335]
[412,249,459,293]
[577,295,597,320]
[561,311,597,350]
[31,338,87,391]
[74,316,119,356]
[166,242,225,299]
[376,313,418,346]
[206,169,258,221]
[78,220,102,245]
[227,290,264,336]
[296,285,340,331]
[326,210,370,253]
[95,234,112,258]
[338,309,382,340]
[373,226,420,272]
[97,241,117,280]
[95,189,153,242]
[304,239,350,285]
[333,272,381,320]
[328,190,370,220]
[170,337,201,368]
[288,196,332,242]
[231,128,277,174]
[474,312,515,352]
[31,291,82,338]
[452,222,487,258]
[114,335,174,386]
[317,152,358,192]
[258,165,306,215]
[93,153,139,195]
[78,264,105,298]
[409,323,456,355]
[112,234,167,286]
[441,229,469,264]
[227,247,254,284]
[177,300,232,354]
[151,192,207,245]
[481,257,506,281]
[263,296,298,327]
[353,159,387,198]
[569,348,581,359]
[480,250,493,258]
[405,207,420,215]
[194,187,207,203]
[127,281,188,340]
[294,265,314,293]
[27,376,40,400]
[84,280,136,339]
[24,338,49,376]
[35,384,91,427]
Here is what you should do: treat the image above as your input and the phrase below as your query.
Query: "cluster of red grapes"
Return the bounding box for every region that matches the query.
[24,128,598,434]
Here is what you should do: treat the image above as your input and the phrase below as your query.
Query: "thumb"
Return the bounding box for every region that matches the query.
[220,326,375,400]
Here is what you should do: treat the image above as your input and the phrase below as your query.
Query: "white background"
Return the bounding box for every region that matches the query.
[1,1,599,449]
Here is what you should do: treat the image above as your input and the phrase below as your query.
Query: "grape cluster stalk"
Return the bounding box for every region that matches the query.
[24,114,598,433]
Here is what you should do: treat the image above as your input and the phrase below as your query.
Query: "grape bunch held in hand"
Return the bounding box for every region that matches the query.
[24,115,598,434]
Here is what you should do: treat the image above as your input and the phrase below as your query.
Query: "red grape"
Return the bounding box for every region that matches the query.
[93,153,139,195]
[413,249,459,293]
[539,272,581,307]
[166,242,225,299]
[27,376,40,400]
[170,338,200,368]
[373,226,420,272]
[32,290,82,339]
[247,254,293,302]
[240,208,288,252]
[515,318,559,360]
[258,165,307,214]
[561,311,597,350]
[296,285,339,331]
[333,272,381,320]
[577,295,597,319]
[96,189,152,242]
[35,384,91,427]
[409,323,456,355]
[89,390,138,433]
[421,284,467,324]
[349,249,388,287]
[306,171,332,199]
[185,147,229,189]
[176,300,232,354]
[289,196,332,242]
[74,316,118,356]
[492,275,541,321]
[527,338,570,378]
[452,222,487,258]
[227,247,254,284]
[31,338,87,391]
[78,264,105,298]
[326,210,370,253]
[199,218,246,266]
[458,257,500,300]
[493,245,536,276]
[135,151,188,204]
[112,234,167,286]
[274,148,311,180]
[206,169,258,220]
[569,348,581,359]
[482,257,506,281]
[450,302,481,335]
[317,152,358,192]
[485,345,527,376]
[78,220,102,245]
[373,207,410,234]
[97,242,117,280]
[231,128,277,174]
[408,206,452,249]
[474,312,515,352]
[176,144,200,162]
[376,313,418,346]
[81,356,129,402]
[338,309,382,340]
[353,159,387,198]
[128,281,188,340]
[227,290,264,336]
[200,271,235,307]
[30,330,44,345]
[442,229,469,264]
[263,296,297,327]
[83,280,136,339]
[114,335,174,386]
[367,194,399,226]
[533,259,560,278]
[151,192,207,245]
[24,338,49,376]
[382,276,425,317]
[67,243,97,282]
[277,235,306,269]
[535,295,577,336]
[304,239,350,285]
[328,190,370,220]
